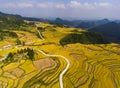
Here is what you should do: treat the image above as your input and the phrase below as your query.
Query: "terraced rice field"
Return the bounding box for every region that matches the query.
[64,44,120,88]
[0,55,64,88]
[0,22,120,88]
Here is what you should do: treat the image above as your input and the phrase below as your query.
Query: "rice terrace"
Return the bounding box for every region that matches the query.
[0,0,120,88]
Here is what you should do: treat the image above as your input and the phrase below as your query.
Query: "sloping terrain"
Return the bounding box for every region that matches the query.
[0,14,120,88]
[76,19,109,29]
[60,32,107,46]
[0,12,24,30]
[89,22,120,43]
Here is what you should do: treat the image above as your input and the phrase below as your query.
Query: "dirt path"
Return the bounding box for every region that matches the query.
[38,50,70,88]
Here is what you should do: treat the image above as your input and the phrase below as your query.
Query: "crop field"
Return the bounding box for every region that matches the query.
[0,22,120,88]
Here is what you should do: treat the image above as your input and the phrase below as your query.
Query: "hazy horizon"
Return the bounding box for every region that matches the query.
[0,0,120,20]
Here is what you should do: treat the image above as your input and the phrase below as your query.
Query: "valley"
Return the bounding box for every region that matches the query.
[0,12,120,88]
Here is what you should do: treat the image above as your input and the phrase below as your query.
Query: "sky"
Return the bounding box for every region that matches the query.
[0,0,120,19]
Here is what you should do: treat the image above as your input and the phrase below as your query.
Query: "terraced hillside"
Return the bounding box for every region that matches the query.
[0,22,120,88]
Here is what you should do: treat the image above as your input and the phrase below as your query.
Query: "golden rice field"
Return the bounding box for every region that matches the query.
[0,22,120,88]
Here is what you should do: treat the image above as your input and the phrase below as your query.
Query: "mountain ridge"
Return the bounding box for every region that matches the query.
[89,22,120,43]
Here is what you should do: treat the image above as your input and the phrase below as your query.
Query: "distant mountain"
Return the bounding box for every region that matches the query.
[0,11,25,30]
[51,18,74,26]
[89,22,120,43]
[114,20,120,23]
[50,18,111,28]
[1,11,120,44]
[0,12,23,18]
[76,19,109,29]
[0,11,112,29]
[23,17,48,22]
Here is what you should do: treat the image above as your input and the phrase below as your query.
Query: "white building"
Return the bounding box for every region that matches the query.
[2,45,12,50]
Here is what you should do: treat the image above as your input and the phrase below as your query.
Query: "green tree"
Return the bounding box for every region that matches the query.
[0,33,4,41]
[22,41,25,46]
[7,52,14,62]
[16,38,21,45]
[27,48,34,61]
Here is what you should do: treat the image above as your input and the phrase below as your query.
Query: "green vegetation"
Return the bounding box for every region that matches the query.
[0,12,35,32]
[60,31,108,46]
[0,15,120,88]
[0,14,24,30]
[0,30,18,41]
[5,48,35,62]
[90,22,120,43]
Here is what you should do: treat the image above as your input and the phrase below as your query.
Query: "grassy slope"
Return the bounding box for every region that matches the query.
[0,22,120,88]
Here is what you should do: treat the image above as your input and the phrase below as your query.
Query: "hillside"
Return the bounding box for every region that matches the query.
[0,12,36,42]
[0,12,25,30]
[0,12,120,88]
[60,31,107,46]
[89,22,120,43]
[76,19,109,29]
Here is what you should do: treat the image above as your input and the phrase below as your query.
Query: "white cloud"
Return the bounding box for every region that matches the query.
[37,3,48,8]
[0,3,16,8]
[37,2,66,9]
[83,2,95,9]
[69,1,95,9]
[0,1,119,19]
[99,2,111,6]
[69,1,115,9]
[91,2,114,8]
[17,3,33,8]
[70,1,81,8]
[0,1,114,10]
[56,4,66,9]
[0,3,33,8]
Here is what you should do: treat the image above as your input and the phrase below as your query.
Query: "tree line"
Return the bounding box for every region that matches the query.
[4,48,35,63]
